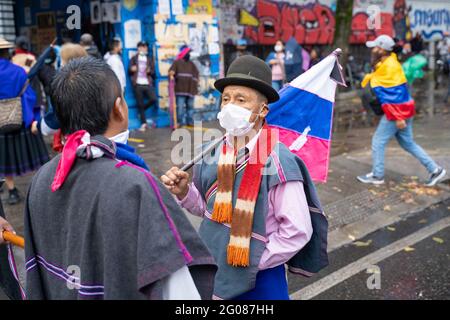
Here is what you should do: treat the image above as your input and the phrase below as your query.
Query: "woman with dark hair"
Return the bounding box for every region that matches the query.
[0,38,49,205]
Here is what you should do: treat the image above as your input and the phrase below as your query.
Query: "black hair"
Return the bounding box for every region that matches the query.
[109,39,121,52]
[0,48,10,59]
[50,57,122,136]
[137,41,148,48]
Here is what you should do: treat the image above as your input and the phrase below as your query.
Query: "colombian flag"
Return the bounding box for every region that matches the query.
[362,53,416,121]
[267,49,346,183]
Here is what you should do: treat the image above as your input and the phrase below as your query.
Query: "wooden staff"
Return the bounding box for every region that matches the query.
[2,231,24,249]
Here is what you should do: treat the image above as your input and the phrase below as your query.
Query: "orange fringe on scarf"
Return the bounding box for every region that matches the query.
[212,202,233,223]
[227,245,250,267]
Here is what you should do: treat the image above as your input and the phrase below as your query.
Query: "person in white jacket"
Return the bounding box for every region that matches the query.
[104,38,126,94]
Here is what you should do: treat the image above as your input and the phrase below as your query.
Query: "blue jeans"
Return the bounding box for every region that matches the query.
[272,80,283,92]
[176,95,195,126]
[372,116,438,178]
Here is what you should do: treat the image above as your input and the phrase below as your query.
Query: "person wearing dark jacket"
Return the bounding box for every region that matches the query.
[128,41,157,132]
[80,33,101,59]
[168,46,199,127]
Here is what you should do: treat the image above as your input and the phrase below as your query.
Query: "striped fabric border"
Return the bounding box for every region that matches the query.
[205,156,250,204]
[7,244,26,300]
[270,150,287,183]
[204,210,267,243]
[26,255,105,297]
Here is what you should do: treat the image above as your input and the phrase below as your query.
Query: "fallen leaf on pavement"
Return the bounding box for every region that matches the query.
[387,226,396,231]
[348,235,356,241]
[418,219,427,224]
[383,205,392,211]
[400,192,416,204]
[366,267,380,274]
[353,240,372,247]
[404,246,415,252]
[432,237,444,244]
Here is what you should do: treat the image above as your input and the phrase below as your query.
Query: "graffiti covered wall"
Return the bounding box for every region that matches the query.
[154,0,221,122]
[409,0,450,40]
[219,0,337,45]
[350,0,449,44]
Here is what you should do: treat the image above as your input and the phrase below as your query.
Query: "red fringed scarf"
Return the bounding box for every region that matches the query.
[212,125,277,267]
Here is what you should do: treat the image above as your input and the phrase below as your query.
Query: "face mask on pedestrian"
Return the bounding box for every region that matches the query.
[217,103,264,137]
[274,45,283,52]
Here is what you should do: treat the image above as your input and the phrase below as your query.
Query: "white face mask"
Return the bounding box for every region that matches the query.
[217,103,257,137]
[275,45,283,52]
[110,130,130,145]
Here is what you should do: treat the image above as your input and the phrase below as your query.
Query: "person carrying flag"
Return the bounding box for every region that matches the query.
[162,55,327,300]
[357,35,446,186]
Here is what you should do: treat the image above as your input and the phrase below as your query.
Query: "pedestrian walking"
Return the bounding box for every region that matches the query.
[80,33,101,59]
[357,35,446,186]
[128,41,157,132]
[169,45,199,127]
[0,38,49,205]
[104,38,126,94]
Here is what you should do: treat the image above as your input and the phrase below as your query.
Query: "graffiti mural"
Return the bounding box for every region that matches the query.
[219,0,337,45]
[154,7,221,121]
[350,0,449,44]
[350,0,396,44]
[409,0,450,40]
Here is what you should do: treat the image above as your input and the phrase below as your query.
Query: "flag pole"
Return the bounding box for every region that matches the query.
[180,136,224,172]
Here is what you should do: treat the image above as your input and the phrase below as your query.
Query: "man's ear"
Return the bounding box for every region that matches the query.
[260,104,269,118]
[112,97,125,121]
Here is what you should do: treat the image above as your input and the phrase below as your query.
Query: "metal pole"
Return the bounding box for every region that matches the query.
[428,40,436,117]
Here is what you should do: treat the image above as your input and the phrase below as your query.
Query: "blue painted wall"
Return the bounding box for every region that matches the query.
[14,0,221,130]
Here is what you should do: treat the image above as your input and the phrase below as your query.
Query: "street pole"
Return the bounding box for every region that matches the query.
[428,40,436,118]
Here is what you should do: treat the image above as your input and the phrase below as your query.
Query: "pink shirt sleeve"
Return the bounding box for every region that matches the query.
[176,183,206,217]
[258,181,313,270]
[177,181,313,271]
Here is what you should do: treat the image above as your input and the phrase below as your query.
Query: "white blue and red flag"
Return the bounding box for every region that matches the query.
[267,49,346,183]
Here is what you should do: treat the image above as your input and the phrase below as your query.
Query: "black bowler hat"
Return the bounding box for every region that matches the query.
[214,55,280,103]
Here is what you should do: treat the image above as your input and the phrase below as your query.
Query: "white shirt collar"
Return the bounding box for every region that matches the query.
[225,129,262,154]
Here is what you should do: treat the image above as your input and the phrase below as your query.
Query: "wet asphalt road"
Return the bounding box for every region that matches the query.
[2,199,448,300]
[288,199,450,300]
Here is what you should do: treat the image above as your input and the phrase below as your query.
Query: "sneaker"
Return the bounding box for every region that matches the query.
[357,172,385,185]
[7,188,21,205]
[425,167,446,187]
[138,123,147,132]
